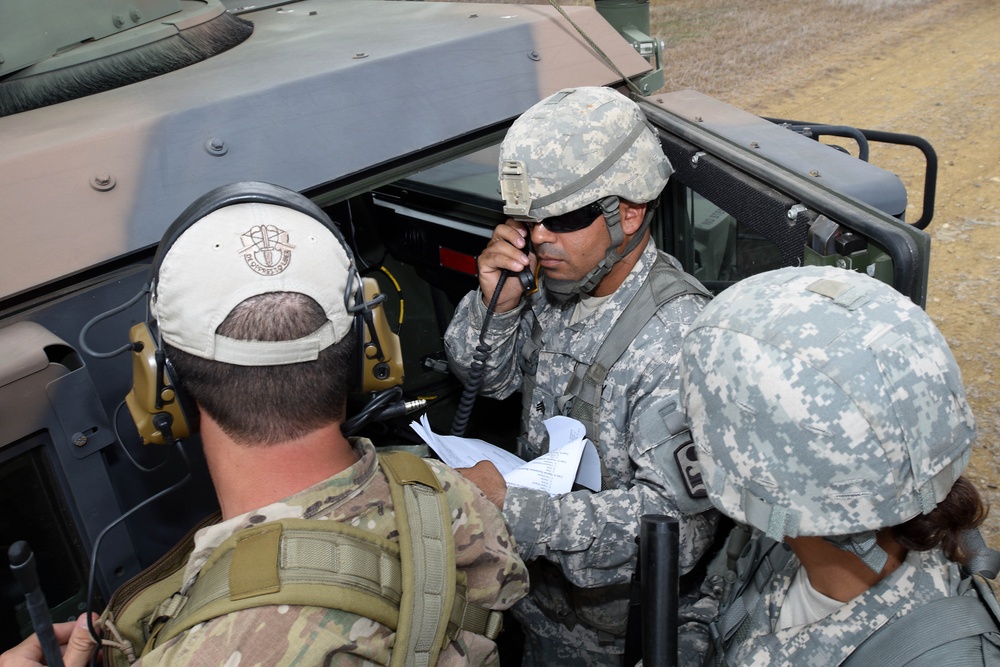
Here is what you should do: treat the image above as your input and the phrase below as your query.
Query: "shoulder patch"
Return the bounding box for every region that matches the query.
[673,437,707,500]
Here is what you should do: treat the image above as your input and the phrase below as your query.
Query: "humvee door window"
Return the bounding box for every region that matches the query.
[676,187,782,285]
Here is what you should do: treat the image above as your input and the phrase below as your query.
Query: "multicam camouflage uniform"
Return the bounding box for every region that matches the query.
[133,438,529,666]
[445,239,717,662]
[677,265,1000,666]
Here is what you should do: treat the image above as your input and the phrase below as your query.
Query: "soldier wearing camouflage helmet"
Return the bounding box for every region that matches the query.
[676,265,1000,666]
[2,183,528,667]
[444,87,718,665]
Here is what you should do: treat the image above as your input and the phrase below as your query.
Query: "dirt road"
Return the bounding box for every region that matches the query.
[714,0,1000,546]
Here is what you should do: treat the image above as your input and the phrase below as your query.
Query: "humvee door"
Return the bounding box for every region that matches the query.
[642,90,932,306]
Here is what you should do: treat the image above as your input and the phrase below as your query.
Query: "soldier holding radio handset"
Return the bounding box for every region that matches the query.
[445,86,719,666]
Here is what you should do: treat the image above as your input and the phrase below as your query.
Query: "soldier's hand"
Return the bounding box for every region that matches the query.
[0,614,97,667]
[478,220,533,313]
[458,460,507,509]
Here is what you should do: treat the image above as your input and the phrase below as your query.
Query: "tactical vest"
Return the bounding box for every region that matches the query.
[708,530,1000,667]
[519,252,712,491]
[99,452,503,667]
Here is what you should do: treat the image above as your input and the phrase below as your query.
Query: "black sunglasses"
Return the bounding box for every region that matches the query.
[527,201,605,234]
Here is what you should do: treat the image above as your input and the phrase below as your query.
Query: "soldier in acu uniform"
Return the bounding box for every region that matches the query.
[677,265,1000,666]
[444,87,718,666]
[1,183,528,667]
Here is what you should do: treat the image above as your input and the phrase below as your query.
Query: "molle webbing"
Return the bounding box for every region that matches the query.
[712,537,792,660]
[380,451,457,667]
[961,527,1000,580]
[146,519,497,646]
[149,519,407,646]
[134,452,500,666]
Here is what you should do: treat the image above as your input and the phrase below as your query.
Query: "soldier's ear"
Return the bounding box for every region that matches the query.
[619,201,647,235]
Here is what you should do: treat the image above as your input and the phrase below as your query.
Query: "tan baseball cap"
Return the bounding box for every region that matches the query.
[150,202,355,366]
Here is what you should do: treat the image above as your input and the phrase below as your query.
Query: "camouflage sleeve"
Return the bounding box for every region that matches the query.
[503,296,717,587]
[422,459,530,665]
[443,287,528,401]
[423,458,530,607]
[503,475,716,589]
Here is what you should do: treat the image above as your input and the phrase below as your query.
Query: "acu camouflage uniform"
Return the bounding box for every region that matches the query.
[677,265,1000,666]
[131,439,528,666]
[678,531,1000,666]
[445,240,717,661]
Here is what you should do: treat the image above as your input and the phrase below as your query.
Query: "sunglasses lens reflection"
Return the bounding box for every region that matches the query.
[538,202,604,233]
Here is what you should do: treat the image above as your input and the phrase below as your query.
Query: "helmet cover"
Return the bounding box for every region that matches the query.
[499,86,672,220]
[680,266,975,540]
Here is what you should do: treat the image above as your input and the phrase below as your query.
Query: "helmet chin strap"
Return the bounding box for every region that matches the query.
[544,196,653,303]
[825,531,889,574]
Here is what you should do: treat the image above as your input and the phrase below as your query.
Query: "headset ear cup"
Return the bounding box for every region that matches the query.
[164,354,198,438]
[124,322,194,445]
[356,277,404,394]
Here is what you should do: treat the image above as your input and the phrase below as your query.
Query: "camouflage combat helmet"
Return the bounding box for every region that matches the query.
[498,86,673,297]
[680,266,975,550]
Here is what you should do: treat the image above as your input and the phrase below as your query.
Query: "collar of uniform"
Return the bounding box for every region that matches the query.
[179,438,378,592]
[748,549,950,663]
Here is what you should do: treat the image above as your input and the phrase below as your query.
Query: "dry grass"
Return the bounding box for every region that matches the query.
[651,0,934,107]
[453,0,939,110]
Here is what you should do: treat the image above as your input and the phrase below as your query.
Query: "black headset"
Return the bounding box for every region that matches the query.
[125,181,402,446]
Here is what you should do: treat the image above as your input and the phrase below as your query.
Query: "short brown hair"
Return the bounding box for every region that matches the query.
[165,292,356,445]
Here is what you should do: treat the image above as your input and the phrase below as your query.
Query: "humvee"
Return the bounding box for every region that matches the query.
[0,0,936,655]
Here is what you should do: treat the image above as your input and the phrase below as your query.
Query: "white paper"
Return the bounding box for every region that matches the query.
[409,414,601,495]
[542,416,602,493]
[409,414,524,474]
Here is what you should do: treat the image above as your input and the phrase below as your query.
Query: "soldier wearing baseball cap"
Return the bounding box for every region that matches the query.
[444,87,719,664]
[678,265,1000,666]
[2,182,529,667]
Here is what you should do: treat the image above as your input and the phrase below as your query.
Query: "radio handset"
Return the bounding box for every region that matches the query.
[505,233,536,294]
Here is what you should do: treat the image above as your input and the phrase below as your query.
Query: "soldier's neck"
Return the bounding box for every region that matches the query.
[200,415,358,520]
[785,531,907,603]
